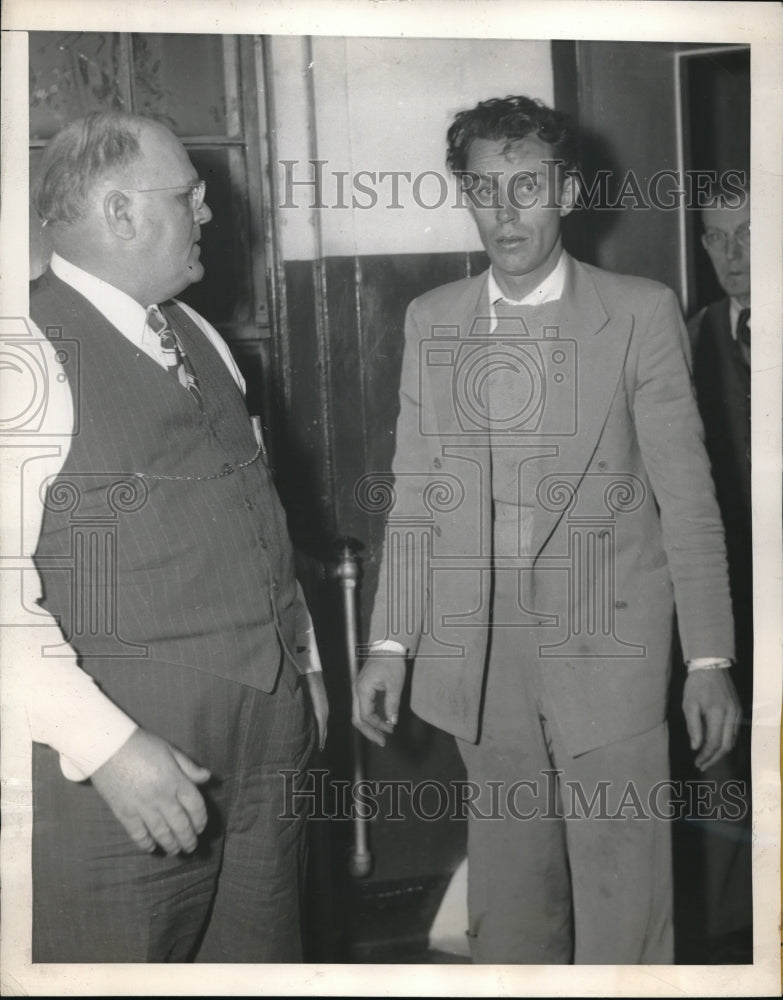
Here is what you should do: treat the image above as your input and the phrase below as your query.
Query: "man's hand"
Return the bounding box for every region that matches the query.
[682,668,742,771]
[305,671,329,751]
[90,728,211,855]
[353,656,406,747]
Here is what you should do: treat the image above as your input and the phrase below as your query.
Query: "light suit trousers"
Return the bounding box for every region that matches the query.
[457,571,674,964]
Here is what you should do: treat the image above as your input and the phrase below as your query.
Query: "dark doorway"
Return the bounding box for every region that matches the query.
[681,45,750,313]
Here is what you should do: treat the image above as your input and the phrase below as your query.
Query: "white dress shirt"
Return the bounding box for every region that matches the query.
[487,250,567,323]
[50,253,247,390]
[15,256,320,781]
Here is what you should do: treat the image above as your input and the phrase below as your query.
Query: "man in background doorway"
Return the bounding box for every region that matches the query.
[685,183,753,960]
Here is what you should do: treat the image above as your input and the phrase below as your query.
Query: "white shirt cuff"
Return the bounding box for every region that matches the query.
[686,657,732,671]
[9,620,139,781]
[55,704,139,782]
[293,582,323,674]
[366,639,408,656]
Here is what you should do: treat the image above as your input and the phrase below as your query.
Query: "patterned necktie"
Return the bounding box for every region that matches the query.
[146,305,204,409]
[736,307,750,367]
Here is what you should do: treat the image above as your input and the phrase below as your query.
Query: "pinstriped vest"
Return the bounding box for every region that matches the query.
[31,269,297,692]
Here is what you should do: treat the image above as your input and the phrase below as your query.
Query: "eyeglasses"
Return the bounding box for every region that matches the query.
[40,179,207,228]
[702,220,750,254]
[122,179,207,213]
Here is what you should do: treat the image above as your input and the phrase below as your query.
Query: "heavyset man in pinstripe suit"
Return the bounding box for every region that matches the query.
[25,112,327,962]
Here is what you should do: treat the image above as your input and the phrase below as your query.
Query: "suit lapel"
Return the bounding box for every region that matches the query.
[425,259,634,560]
[442,275,493,558]
[527,256,633,558]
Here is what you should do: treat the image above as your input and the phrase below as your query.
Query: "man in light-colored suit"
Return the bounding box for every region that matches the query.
[354,96,741,964]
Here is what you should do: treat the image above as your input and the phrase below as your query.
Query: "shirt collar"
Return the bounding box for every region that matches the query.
[50,253,157,349]
[488,250,567,307]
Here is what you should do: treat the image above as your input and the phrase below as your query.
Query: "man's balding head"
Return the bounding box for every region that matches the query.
[34,112,145,226]
[34,112,212,305]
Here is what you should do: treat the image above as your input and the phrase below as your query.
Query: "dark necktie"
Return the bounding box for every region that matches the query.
[146,305,204,409]
[735,307,751,466]
[736,307,750,367]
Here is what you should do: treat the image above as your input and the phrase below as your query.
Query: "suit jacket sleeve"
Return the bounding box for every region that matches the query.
[631,286,734,661]
[366,298,440,655]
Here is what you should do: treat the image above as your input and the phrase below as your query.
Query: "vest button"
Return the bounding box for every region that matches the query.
[615,600,628,610]
[597,460,608,471]
[258,536,267,548]
[433,457,442,469]
[272,580,279,591]
[245,499,255,510]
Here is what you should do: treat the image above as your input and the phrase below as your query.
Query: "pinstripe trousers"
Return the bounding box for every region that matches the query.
[32,657,314,963]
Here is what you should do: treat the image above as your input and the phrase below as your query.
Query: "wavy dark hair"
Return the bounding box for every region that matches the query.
[446,95,579,177]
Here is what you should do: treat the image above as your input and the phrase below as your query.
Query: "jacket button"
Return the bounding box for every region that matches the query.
[258,536,267,548]
[272,580,279,592]
[244,499,255,510]
[615,600,628,610]
[223,463,234,475]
